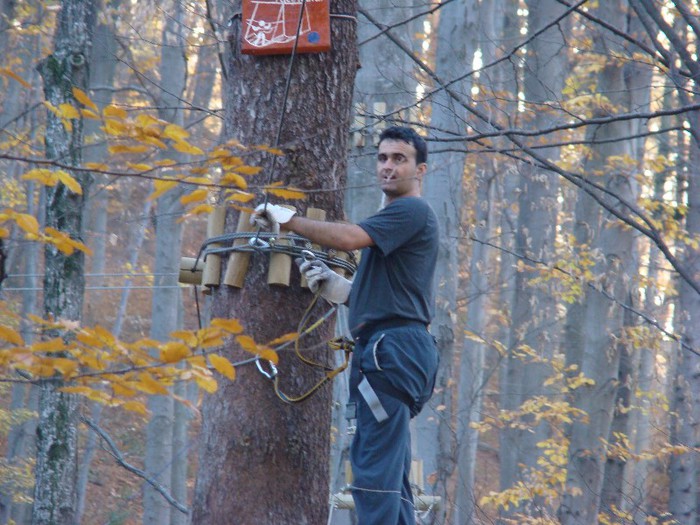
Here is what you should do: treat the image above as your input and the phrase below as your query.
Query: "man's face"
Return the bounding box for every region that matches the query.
[376,139,427,203]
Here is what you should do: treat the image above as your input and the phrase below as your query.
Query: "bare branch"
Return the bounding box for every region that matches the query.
[81,416,189,515]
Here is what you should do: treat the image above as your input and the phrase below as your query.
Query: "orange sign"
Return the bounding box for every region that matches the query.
[242,0,331,56]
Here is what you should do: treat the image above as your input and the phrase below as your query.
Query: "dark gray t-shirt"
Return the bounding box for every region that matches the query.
[347,196,438,335]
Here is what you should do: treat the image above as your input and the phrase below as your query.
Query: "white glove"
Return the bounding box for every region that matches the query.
[297,259,352,304]
[250,203,296,230]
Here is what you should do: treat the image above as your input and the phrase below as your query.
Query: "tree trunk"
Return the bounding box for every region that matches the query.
[669,116,700,524]
[558,2,644,522]
[346,1,418,223]
[32,1,96,524]
[417,1,477,522]
[191,1,357,522]
[501,0,567,517]
[143,2,188,522]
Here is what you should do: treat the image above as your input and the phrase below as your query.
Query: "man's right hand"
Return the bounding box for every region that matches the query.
[250,203,296,230]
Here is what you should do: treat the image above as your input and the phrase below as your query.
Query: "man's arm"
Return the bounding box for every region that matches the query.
[286,216,374,252]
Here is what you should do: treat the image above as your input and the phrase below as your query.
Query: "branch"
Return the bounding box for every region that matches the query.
[81,416,189,515]
[359,3,700,299]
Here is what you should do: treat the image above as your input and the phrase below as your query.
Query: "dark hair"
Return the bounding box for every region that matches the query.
[378,126,428,165]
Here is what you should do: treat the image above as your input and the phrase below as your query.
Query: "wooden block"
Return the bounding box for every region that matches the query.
[179,257,203,285]
[223,211,255,288]
[202,206,227,289]
[300,207,326,288]
[267,205,296,286]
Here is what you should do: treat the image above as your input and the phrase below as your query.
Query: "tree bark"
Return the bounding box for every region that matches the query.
[559,2,645,522]
[418,1,477,522]
[33,1,96,524]
[191,2,357,523]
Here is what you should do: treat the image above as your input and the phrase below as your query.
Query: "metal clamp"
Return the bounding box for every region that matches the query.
[249,236,271,250]
[255,358,278,379]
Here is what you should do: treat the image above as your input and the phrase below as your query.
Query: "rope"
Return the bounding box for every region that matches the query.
[260,291,354,404]
[193,231,358,275]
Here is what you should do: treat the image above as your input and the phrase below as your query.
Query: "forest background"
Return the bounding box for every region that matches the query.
[1,0,700,524]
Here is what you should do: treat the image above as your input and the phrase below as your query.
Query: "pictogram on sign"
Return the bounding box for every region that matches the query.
[242,0,331,55]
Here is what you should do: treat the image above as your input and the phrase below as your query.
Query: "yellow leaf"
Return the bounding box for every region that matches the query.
[197,327,225,348]
[160,342,190,363]
[155,159,177,167]
[108,144,150,155]
[33,337,66,353]
[235,165,263,176]
[102,119,128,135]
[14,213,40,235]
[187,355,208,369]
[85,162,109,171]
[58,103,80,120]
[211,318,243,334]
[111,381,138,397]
[171,330,198,346]
[127,163,153,172]
[183,176,211,185]
[221,172,247,189]
[172,140,204,156]
[163,123,190,141]
[42,101,61,117]
[267,186,306,200]
[236,335,259,352]
[0,226,9,237]
[0,326,24,345]
[136,372,169,395]
[180,189,207,205]
[257,347,279,365]
[103,105,127,119]
[64,386,110,402]
[21,168,57,186]
[226,191,255,203]
[81,108,100,120]
[148,179,179,201]
[43,226,93,255]
[56,170,83,194]
[135,114,163,127]
[122,400,148,415]
[194,370,218,393]
[254,144,283,155]
[209,354,236,380]
[141,136,168,149]
[72,87,98,111]
[52,357,79,377]
[1,67,31,88]
[187,204,214,215]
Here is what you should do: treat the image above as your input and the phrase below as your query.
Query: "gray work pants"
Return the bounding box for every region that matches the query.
[349,323,439,525]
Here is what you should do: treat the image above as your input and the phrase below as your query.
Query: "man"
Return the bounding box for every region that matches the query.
[252,126,439,525]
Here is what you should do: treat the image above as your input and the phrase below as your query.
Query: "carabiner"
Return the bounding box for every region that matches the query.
[255,358,278,379]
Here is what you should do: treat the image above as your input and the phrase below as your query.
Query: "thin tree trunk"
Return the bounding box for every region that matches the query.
[558,2,643,522]
[142,1,188,522]
[417,2,477,522]
[32,1,96,524]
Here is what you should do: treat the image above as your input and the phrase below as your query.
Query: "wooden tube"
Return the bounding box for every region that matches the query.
[179,257,203,285]
[201,206,227,290]
[300,207,327,288]
[223,211,255,288]
[267,205,296,286]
